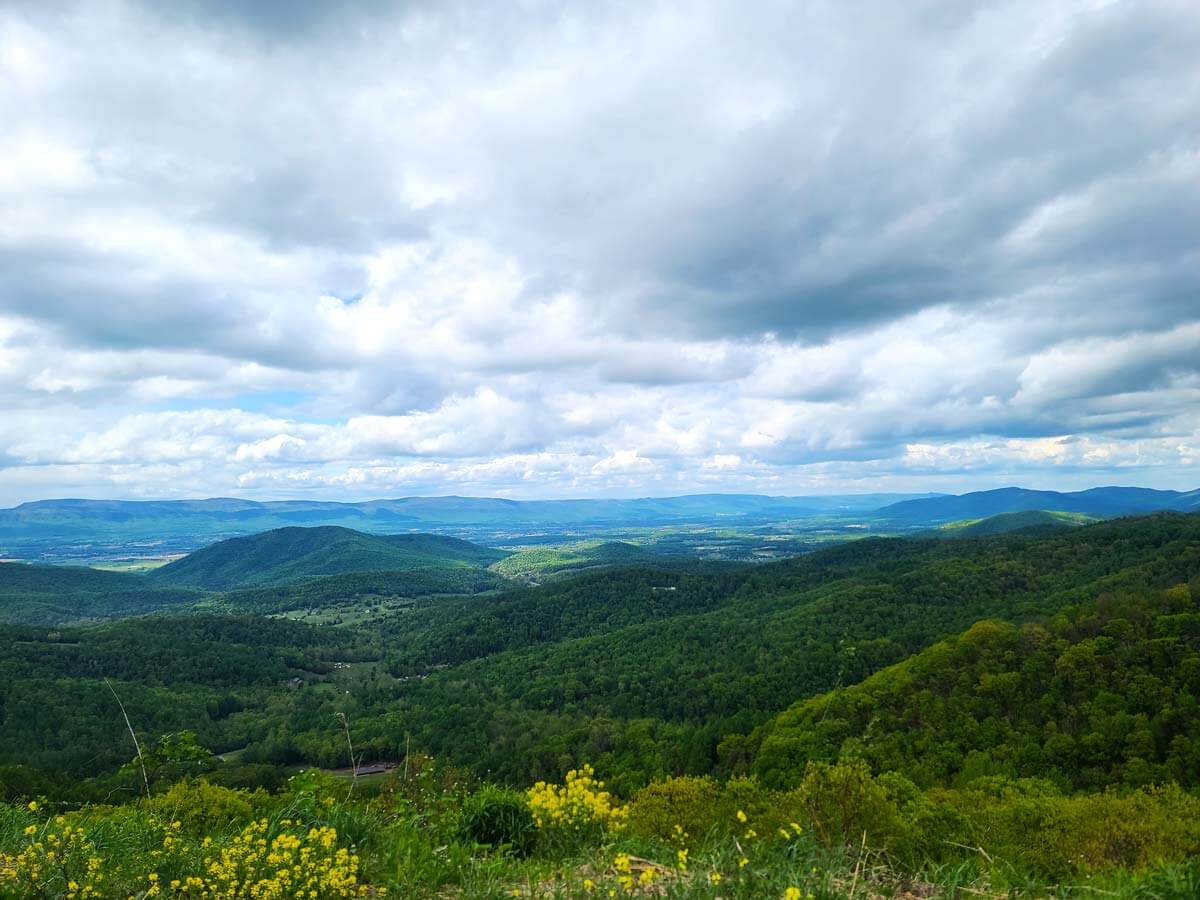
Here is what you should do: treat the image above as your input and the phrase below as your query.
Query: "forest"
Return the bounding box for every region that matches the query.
[2,512,1199,897]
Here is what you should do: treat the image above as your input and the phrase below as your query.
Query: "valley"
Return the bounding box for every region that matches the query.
[2,491,1198,897]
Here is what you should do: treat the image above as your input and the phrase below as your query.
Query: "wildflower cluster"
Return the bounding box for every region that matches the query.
[527,765,627,834]
[158,818,375,898]
[0,811,104,899]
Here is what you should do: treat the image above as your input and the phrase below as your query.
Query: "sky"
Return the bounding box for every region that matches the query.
[0,0,1198,505]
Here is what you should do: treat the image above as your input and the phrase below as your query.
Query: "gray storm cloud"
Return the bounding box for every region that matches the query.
[0,0,1196,503]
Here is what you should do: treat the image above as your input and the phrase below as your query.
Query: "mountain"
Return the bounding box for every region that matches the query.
[937,509,1096,537]
[151,526,506,590]
[0,562,202,625]
[877,486,1190,523]
[753,580,1199,791]
[0,492,938,554]
[1175,488,1200,512]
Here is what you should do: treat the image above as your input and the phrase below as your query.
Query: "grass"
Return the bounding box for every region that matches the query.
[6,766,1200,899]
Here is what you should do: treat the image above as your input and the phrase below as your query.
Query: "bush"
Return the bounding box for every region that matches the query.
[1034,784,1200,876]
[147,778,260,832]
[627,775,720,842]
[458,786,536,855]
[792,759,902,851]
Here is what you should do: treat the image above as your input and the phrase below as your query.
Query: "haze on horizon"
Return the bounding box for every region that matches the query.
[1,0,1198,507]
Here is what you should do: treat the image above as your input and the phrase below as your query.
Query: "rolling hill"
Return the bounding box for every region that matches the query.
[151,526,507,590]
[936,509,1096,537]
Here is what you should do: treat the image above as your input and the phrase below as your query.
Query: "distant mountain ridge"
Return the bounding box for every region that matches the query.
[1,489,1194,558]
[0,492,938,551]
[152,525,506,591]
[879,486,1198,523]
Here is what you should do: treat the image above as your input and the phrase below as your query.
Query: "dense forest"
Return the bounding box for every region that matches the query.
[0,563,203,625]
[755,583,1200,791]
[2,513,1197,789]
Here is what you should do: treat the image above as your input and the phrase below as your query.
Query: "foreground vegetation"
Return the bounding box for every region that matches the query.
[4,757,1200,899]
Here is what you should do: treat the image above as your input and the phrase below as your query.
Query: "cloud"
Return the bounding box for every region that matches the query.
[0,0,1197,503]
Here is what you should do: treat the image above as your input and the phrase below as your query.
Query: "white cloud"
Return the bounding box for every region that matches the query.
[0,0,1197,504]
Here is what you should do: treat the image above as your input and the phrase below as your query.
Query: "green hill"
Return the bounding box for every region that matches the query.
[753,580,1200,791]
[937,509,1096,537]
[151,526,507,590]
[0,562,202,625]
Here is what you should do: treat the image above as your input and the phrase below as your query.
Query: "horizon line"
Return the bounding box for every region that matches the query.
[5,483,1197,512]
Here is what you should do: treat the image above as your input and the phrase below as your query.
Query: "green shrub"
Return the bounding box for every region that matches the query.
[147,777,260,832]
[458,785,536,855]
[1035,785,1200,876]
[627,775,720,842]
[713,775,780,830]
[792,759,902,851]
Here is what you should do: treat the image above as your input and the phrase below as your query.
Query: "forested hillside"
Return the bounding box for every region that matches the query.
[936,508,1095,537]
[0,615,374,775]
[214,567,508,616]
[755,582,1200,790]
[369,514,1200,785]
[4,513,1197,790]
[0,563,203,625]
[152,526,506,590]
